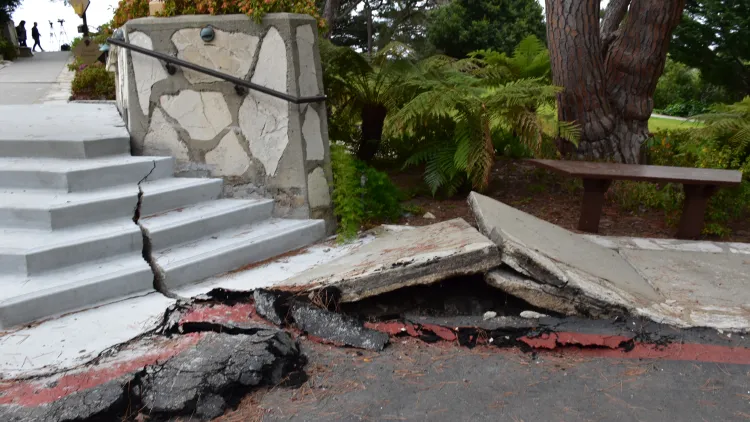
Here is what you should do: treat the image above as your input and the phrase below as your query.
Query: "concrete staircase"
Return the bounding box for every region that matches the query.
[0,104,326,329]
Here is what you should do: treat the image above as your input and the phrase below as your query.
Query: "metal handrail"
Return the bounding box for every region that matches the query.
[107,37,327,105]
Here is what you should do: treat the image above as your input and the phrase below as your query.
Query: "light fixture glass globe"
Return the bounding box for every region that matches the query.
[68,0,91,18]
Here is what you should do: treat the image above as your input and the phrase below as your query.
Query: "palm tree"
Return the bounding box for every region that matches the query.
[320,40,416,162]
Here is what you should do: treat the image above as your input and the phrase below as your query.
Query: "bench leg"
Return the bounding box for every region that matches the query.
[578,179,612,233]
[677,184,718,239]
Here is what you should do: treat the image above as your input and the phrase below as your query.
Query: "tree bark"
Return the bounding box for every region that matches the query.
[546,0,685,163]
[357,103,388,162]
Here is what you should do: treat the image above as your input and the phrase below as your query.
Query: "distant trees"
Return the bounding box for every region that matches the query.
[670,0,750,100]
[1,0,21,22]
[426,0,545,58]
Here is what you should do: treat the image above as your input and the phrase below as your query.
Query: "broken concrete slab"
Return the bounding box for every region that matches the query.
[137,330,302,420]
[0,326,303,421]
[254,288,289,325]
[471,193,750,332]
[290,301,390,351]
[621,249,750,331]
[278,219,502,301]
[468,192,662,306]
[486,267,618,318]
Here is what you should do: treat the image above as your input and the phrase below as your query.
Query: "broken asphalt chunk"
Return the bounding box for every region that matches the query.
[278,218,502,302]
[290,301,390,351]
[254,288,290,325]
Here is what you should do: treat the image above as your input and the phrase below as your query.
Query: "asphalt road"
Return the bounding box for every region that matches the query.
[0,51,70,104]
[220,338,750,422]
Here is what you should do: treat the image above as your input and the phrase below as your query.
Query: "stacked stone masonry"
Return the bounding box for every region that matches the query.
[114,14,334,229]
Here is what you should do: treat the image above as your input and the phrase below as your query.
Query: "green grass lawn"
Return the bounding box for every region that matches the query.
[648,116,703,132]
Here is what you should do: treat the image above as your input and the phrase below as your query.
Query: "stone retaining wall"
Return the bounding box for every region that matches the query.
[114,13,333,227]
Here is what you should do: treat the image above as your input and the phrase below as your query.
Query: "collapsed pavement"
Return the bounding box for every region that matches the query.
[3,193,750,420]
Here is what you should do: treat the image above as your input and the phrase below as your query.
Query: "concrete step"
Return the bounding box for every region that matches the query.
[0,155,173,191]
[0,103,131,159]
[0,253,153,330]
[156,218,326,290]
[140,199,275,251]
[0,220,143,276]
[140,177,223,217]
[0,178,223,230]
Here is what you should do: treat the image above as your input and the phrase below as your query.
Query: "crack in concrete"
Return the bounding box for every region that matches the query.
[132,161,181,300]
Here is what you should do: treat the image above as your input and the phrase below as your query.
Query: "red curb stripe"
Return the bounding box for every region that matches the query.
[0,333,203,407]
[521,332,750,365]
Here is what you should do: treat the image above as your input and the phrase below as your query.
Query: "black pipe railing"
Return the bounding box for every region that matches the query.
[107,37,327,105]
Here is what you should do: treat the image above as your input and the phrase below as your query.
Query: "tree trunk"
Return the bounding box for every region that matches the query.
[322,0,339,39]
[357,103,388,162]
[546,0,685,163]
[366,2,374,57]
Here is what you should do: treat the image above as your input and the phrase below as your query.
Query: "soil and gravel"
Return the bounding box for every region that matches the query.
[391,159,750,242]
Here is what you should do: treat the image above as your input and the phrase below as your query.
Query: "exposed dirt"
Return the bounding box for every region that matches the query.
[392,158,750,242]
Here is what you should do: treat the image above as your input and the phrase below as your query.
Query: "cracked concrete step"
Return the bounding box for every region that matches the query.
[140,177,223,217]
[0,253,153,330]
[0,178,223,230]
[0,219,143,276]
[0,155,174,191]
[140,198,275,251]
[156,218,326,290]
[0,104,131,159]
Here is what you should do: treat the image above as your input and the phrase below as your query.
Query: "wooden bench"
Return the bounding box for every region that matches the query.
[527,159,743,239]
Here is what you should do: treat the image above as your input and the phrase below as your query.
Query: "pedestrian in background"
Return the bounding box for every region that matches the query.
[16,21,27,47]
[31,22,43,52]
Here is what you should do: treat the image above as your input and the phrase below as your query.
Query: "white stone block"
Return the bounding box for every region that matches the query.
[160,90,232,141]
[251,27,287,93]
[129,31,168,116]
[239,92,288,177]
[206,130,251,176]
[143,108,189,161]
[307,167,331,209]
[172,28,259,84]
[303,106,324,161]
[296,24,319,97]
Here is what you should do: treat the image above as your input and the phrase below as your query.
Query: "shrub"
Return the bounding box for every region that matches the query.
[71,63,116,100]
[112,0,324,30]
[660,100,710,118]
[0,36,17,61]
[331,144,402,241]
[611,126,750,237]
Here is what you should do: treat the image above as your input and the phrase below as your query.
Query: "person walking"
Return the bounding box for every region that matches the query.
[31,22,43,52]
[15,21,27,47]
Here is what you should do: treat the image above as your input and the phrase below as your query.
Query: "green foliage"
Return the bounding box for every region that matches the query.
[387,38,578,196]
[613,99,750,236]
[0,35,17,60]
[329,0,435,58]
[113,0,324,30]
[331,144,402,241]
[71,63,116,100]
[653,58,730,116]
[468,35,551,83]
[426,0,546,59]
[660,101,710,118]
[0,0,20,22]
[670,0,750,100]
[320,40,421,161]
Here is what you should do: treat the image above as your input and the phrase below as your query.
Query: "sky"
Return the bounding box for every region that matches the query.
[12,0,119,50]
[11,0,611,51]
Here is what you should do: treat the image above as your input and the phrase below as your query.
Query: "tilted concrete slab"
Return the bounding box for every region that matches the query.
[468,192,662,306]
[277,219,502,301]
[620,249,750,330]
[471,192,750,331]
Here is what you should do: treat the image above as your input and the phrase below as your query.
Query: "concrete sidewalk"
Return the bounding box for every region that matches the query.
[0,52,73,104]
